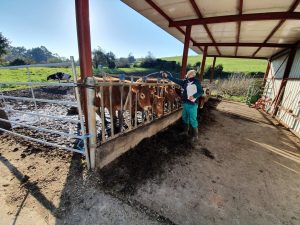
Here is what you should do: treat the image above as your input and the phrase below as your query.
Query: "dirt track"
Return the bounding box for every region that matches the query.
[1,100,300,225]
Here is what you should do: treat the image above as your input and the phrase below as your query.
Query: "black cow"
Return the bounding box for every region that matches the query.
[47,72,71,82]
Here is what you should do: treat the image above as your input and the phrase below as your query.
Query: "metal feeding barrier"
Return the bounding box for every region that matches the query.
[92,75,182,144]
[0,57,90,168]
[0,58,182,169]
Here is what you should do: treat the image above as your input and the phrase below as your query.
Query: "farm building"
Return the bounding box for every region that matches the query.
[120,0,300,138]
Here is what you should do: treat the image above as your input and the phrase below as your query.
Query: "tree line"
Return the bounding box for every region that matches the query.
[0,33,69,66]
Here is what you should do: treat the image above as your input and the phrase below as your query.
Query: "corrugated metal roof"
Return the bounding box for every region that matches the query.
[122,0,300,59]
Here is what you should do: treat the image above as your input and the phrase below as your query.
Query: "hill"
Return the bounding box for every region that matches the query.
[162,55,267,73]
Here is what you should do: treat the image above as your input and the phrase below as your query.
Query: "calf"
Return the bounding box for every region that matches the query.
[47,72,71,82]
[93,77,153,132]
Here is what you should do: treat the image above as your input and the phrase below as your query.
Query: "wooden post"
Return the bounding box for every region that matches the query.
[181,25,191,78]
[199,46,207,81]
[210,56,216,83]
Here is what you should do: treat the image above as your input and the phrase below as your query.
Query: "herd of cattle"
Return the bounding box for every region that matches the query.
[47,72,210,134]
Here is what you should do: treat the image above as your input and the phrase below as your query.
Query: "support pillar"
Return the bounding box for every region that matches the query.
[199,46,207,81]
[75,0,95,168]
[210,56,216,83]
[273,48,296,116]
[181,25,191,78]
[263,60,270,86]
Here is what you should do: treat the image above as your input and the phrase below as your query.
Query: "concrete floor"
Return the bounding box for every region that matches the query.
[1,100,300,225]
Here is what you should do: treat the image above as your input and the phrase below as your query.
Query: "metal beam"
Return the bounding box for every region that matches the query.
[193,42,292,48]
[169,12,300,27]
[273,47,296,116]
[181,25,192,78]
[199,46,207,81]
[263,60,271,86]
[145,0,203,52]
[235,0,243,56]
[189,0,221,55]
[252,0,300,57]
[208,55,267,60]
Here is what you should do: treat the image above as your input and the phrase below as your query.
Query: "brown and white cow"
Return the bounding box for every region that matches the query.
[136,78,181,114]
[93,76,154,131]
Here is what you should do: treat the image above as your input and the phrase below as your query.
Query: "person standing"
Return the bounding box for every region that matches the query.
[162,70,203,143]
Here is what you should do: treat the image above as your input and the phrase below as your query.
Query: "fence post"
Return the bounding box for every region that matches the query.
[85,77,97,169]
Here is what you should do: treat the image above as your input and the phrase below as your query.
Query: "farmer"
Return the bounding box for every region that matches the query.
[162,70,203,143]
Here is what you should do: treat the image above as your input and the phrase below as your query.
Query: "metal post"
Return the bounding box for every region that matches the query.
[273,48,296,116]
[100,85,106,142]
[263,60,271,86]
[210,56,216,83]
[75,0,93,128]
[181,25,191,78]
[109,84,114,137]
[200,46,207,81]
[71,56,90,169]
[129,78,132,130]
[85,77,97,169]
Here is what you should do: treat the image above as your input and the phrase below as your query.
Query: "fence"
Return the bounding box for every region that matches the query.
[0,57,90,168]
[91,75,182,144]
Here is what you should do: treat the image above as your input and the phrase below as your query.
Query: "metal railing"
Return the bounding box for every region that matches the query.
[0,58,90,168]
[92,76,182,144]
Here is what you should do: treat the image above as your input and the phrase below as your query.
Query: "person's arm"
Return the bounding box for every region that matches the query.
[192,79,204,99]
[162,72,184,86]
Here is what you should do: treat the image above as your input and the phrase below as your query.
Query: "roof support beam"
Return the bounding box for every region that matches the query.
[193,43,292,48]
[169,12,300,27]
[181,25,191,78]
[273,47,296,116]
[235,0,243,56]
[208,55,267,60]
[263,60,271,86]
[145,0,203,52]
[252,0,300,57]
[189,0,221,55]
[199,46,207,81]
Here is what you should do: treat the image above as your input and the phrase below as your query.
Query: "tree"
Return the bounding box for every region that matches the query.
[26,46,53,63]
[106,51,116,69]
[0,33,10,60]
[116,57,130,68]
[92,47,107,68]
[128,53,135,64]
[9,58,26,66]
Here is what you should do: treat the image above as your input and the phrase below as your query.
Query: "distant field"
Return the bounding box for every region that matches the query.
[0,67,80,90]
[162,55,267,73]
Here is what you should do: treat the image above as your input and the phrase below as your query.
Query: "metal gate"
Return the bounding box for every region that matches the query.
[0,57,90,168]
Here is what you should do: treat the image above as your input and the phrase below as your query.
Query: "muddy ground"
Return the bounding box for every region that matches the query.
[1,97,300,225]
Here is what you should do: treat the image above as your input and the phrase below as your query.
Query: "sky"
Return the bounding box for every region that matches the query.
[0,0,197,59]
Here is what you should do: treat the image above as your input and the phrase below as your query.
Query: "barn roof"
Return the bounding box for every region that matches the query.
[121,0,300,59]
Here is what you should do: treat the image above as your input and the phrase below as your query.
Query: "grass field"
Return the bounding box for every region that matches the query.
[0,67,80,90]
[0,55,267,91]
[162,55,267,73]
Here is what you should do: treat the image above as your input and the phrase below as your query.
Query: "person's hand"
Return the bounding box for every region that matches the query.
[188,96,195,101]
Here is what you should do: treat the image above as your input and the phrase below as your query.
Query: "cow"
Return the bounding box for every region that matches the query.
[136,78,181,114]
[47,72,71,82]
[93,76,154,132]
[199,87,211,109]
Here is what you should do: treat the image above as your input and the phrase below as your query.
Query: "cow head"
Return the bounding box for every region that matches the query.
[164,85,181,103]
[152,95,164,118]
[131,84,153,111]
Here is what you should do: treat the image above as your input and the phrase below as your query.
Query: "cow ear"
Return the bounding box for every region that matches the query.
[131,85,140,93]
[150,87,156,94]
